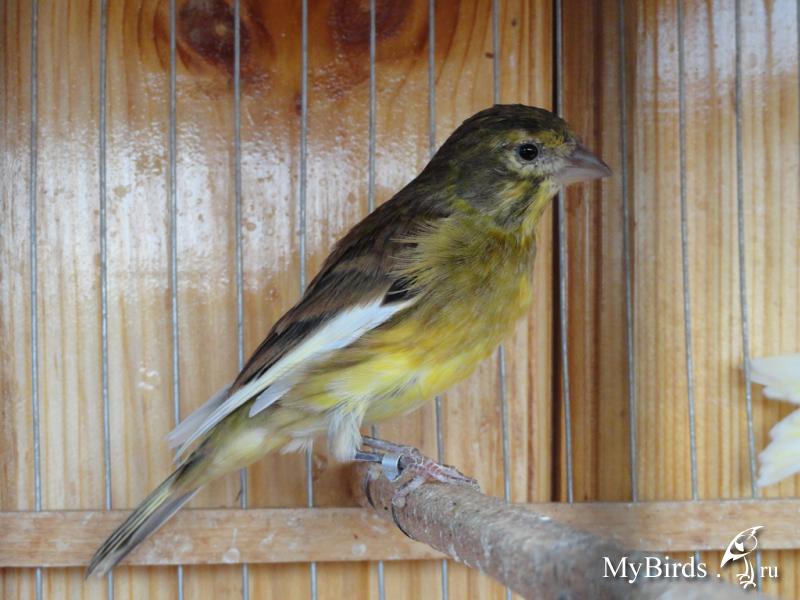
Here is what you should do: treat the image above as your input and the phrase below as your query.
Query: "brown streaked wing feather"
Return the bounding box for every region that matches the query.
[229,189,450,394]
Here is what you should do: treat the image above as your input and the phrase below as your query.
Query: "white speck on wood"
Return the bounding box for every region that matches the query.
[222,547,240,563]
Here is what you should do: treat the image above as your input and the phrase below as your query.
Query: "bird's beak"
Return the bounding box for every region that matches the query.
[553,144,612,186]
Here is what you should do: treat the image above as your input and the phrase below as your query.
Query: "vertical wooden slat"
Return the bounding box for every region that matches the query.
[627,0,693,504]
[0,0,36,597]
[33,0,105,597]
[739,0,800,595]
[560,0,799,594]
[167,0,242,597]
[105,1,179,597]
[678,0,743,587]
[0,0,34,515]
[561,0,632,503]
[239,0,309,598]
[560,0,695,568]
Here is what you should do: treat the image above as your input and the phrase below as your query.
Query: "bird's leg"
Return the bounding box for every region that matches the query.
[356,436,479,507]
[353,449,383,463]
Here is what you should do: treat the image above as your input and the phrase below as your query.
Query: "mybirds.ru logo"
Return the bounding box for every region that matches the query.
[602,525,778,589]
[721,526,769,590]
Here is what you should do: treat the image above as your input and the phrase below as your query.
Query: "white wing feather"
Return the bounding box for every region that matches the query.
[758,408,800,486]
[166,384,230,450]
[172,297,415,459]
[248,375,296,417]
[750,354,800,486]
[751,354,800,404]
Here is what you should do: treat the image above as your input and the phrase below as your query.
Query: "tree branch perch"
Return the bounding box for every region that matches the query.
[352,458,755,599]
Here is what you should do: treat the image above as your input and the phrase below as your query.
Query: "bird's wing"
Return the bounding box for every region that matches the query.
[751,354,800,404]
[166,383,230,449]
[169,194,448,459]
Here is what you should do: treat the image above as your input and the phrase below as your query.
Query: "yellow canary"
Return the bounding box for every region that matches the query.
[87,104,610,576]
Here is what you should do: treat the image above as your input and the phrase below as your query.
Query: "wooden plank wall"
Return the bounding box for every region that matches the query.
[561,0,800,598]
[1,1,798,599]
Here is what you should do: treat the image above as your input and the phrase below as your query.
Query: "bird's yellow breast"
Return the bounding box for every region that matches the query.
[365,236,535,420]
[287,205,540,424]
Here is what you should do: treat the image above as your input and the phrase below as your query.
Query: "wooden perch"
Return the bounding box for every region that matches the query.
[353,460,754,599]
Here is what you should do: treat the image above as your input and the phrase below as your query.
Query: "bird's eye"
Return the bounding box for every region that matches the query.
[517,143,539,162]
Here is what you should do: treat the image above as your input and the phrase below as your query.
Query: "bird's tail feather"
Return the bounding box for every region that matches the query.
[86,460,200,578]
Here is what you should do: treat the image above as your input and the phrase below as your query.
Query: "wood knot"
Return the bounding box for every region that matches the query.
[178,0,245,70]
[329,0,409,48]
[312,0,430,100]
[152,0,273,85]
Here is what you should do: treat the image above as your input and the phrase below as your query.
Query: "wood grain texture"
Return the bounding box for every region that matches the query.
[6,499,800,567]
[2,0,799,598]
[738,1,800,596]
[0,0,36,597]
[237,0,310,597]
[0,508,442,568]
[105,1,182,597]
[561,0,694,571]
[626,0,693,505]
[170,0,242,595]
[0,0,33,516]
[34,0,107,597]
[496,0,555,508]
[678,0,748,590]
[355,477,754,599]
[561,0,632,503]
[560,0,800,596]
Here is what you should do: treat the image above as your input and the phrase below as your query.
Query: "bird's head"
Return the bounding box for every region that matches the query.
[426,104,611,227]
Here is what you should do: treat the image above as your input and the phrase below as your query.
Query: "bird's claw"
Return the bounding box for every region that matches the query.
[359,436,479,508]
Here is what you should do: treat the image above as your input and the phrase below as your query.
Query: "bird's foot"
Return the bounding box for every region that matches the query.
[356,436,479,508]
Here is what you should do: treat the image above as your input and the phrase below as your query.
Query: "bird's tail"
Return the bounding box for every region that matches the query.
[86,455,202,578]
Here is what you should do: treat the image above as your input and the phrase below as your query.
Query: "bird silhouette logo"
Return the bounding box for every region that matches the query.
[720,526,764,589]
